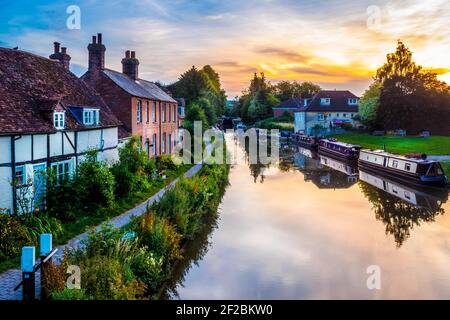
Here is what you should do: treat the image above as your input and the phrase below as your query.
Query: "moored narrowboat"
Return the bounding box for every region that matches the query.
[358,150,448,188]
[291,133,318,150]
[318,138,362,160]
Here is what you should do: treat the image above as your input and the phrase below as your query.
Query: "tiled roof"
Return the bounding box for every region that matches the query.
[273,97,307,110]
[102,69,177,103]
[305,90,359,112]
[0,47,121,135]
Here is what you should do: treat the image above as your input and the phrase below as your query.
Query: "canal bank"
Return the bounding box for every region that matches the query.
[165,136,450,299]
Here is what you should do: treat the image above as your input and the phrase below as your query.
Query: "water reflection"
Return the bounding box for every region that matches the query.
[359,170,448,247]
[167,137,450,299]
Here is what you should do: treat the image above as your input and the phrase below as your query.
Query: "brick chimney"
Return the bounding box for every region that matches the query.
[122,50,139,80]
[87,33,106,73]
[49,42,71,70]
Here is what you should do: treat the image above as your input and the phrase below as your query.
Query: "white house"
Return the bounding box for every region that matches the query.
[0,44,121,213]
[294,90,360,135]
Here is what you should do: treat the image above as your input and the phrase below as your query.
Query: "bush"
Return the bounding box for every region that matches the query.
[0,214,31,262]
[134,214,182,271]
[19,214,63,242]
[130,247,165,296]
[46,173,78,221]
[51,288,93,300]
[79,255,146,300]
[111,137,156,197]
[76,151,115,212]
[156,154,179,172]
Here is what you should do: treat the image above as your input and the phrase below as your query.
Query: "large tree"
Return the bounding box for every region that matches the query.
[274,81,321,101]
[370,41,450,134]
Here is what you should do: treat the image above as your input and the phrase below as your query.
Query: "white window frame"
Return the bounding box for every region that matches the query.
[137,100,142,123]
[318,113,325,121]
[15,165,26,186]
[51,159,73,183]
[53,112,65,129]
[348,98,358,105]
[320,98,331,106]
[83,109,100,125]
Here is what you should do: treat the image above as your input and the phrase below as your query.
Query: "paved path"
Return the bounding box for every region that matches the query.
[0,162,203,300]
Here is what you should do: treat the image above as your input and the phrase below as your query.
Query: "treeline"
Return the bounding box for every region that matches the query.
[228,73,321,123]
[359,41,450,135]
[166,65,227,131]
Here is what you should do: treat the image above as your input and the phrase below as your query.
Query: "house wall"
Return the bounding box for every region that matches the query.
[305,112,358,134]
[0,126,119,213]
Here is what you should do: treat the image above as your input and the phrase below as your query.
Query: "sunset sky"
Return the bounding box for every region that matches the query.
[0,0,449,97]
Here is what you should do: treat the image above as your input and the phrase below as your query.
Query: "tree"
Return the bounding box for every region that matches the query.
[274,81,321,101]
[370,40,450,134]
[359,82,381,128]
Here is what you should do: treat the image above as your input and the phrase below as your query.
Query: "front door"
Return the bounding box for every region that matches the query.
[33,164,47,209]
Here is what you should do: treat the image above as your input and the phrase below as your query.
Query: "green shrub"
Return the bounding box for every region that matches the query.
[130,247,165,296]
[134,214,182,270]
[111,137,156,197]
[76,152,115,212]
[0,214,31,262]
[156,154,179,172]
[79,255,146,300]
[51,288,93,300]
[46,172,78,221]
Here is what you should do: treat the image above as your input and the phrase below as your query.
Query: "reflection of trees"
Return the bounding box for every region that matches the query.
[160,213,219,299]
[359,181,447,248]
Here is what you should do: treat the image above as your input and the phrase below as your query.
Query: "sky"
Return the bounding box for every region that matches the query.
[0,0,449,98]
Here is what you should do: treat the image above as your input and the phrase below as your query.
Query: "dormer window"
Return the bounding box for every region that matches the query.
[83,108,100,125]
[320,98,331,106]
[348,98,358,105]
[304,98,310,107]
[53,112,65,129]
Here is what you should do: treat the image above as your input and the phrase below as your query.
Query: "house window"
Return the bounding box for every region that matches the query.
[405,163,411,171]
[162,104,166,122]
[162,133,166,153]
[168,133,172,153]
[137,100,142,123]
[168,105,172,122]
[348,98,358,105]
[336,113,339,117]
[392,160,398,168]
[343,113,347,118]
[146,101,150,123]
[83,109,100,125]
[152,134,157,156]
[152,102,157,123]
[145,139,150,156]
[318,113,325,121]
[53,112,65,129]
[320,98,331,106]
[51,160,72,183]
[15,166,26,185]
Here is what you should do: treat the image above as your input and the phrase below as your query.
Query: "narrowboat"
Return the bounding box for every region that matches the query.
[320,155,359,179]
[291,134,319,150]
[358,150,448,188]
[318,138,362,160]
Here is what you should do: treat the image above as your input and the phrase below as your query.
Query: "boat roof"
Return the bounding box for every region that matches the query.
[322,139,361,148]
[360,149,437,164]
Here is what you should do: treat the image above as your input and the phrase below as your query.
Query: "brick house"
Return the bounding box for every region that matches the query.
[273,97,305,117]
[293,90,360,135]
[0,44,121,213]
[81,33,179,157]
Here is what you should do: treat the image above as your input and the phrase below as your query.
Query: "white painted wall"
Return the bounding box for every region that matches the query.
[0,137,11,165]
[0,167,12,212]
[33,134,47,160]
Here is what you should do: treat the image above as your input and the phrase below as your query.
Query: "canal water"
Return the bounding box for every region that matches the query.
[164,135,450,299]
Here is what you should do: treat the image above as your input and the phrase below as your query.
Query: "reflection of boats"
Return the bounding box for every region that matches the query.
[359,170,448,207]
[320,155,359,179]
[291,134,318,150]
[293,146,358,189]
[359,150,448,188]
[318,139,362,160]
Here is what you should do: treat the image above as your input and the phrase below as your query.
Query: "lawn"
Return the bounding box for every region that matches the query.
[252,116,295,131]
[332,133,450,156]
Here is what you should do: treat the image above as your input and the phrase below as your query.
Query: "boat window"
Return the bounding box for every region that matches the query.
[405,163,411,171]
[392,186,398,194]
[404,191,411,200]
[392,160,398,168]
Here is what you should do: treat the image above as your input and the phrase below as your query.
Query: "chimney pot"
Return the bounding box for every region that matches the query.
[54,42,60,54]
[131,51,136,59]
[61,47,67,54]
[92,36,97,44]
[125,50,130,58]
[97,33,102,44]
